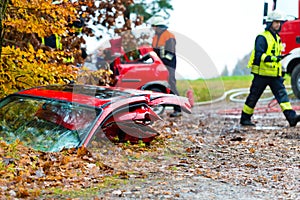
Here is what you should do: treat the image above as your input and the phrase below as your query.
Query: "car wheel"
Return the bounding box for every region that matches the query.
[148,87,165,115]
[291,63,300,99]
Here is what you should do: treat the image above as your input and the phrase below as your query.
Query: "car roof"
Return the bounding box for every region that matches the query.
[17,84,140,107]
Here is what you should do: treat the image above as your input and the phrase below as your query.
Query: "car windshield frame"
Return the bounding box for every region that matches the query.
[0,94,102,152]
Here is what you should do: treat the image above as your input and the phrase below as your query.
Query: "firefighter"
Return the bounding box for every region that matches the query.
[41,1,87,63]
[240,10,300,127]
[41,34,75,63]
[41,23,87,64]
[151,15,182,117]
[41,34,62,50]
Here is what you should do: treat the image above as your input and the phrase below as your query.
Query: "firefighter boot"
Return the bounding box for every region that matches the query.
[170,106,182,117]
[283,110,300,127]
[170,111,182,117]
[240,111,255,126]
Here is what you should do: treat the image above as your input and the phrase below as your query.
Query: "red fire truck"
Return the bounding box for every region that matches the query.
[264,0,300,98]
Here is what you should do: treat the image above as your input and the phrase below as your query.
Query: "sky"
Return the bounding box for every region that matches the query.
[167,0,266,79]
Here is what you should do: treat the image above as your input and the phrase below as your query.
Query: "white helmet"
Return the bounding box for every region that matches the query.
[266,10,285,22]
[149,16,167,26]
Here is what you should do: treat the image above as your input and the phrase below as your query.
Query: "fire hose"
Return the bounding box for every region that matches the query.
[194,86,300,115]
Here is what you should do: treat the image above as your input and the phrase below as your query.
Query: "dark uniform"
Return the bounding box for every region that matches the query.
[240,11,300,127]
[152,25,182,117]
[41,16,87,64]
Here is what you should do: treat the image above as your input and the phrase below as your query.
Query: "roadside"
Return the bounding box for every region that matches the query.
[0,99,299,199]
[93,100,300,199]
[97,173,282,200]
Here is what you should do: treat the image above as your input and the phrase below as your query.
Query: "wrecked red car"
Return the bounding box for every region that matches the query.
[97,38,171,94]
[95,39,175,114]
[109,46,170,93]
[0,84,191,152]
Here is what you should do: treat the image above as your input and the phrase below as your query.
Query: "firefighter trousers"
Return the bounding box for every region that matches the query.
[241,74,294,121]
[166,66,181,112]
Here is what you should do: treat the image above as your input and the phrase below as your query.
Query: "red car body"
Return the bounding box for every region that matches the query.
[0,84,191,152]
[103,39,171,94]
[113,48,169,92]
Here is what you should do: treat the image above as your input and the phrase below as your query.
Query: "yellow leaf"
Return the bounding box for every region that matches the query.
[249,147,255,153]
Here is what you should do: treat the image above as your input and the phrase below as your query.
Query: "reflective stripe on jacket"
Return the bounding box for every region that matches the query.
[63,56,75,63]
[248,30,283,77]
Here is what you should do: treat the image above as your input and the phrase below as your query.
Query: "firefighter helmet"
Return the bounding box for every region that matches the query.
[149,16,167,26]
[266,10,285,22]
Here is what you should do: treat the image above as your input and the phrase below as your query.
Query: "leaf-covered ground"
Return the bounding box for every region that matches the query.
[0,100,299,199]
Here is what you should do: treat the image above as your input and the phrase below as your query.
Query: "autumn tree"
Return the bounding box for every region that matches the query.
[0,0,173,98]
[125,0,173,22]
[0,0,81,97]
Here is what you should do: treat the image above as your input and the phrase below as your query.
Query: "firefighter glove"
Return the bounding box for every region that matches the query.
[165,53,174,61]
[271,56,282,62]
[276,55,285,60]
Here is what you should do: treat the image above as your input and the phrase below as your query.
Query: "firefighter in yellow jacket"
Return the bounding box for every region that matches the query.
[240,10,300,127]
[151,16,182,117]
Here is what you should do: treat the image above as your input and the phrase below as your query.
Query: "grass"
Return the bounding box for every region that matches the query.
[45,176,128,198]
[177,75,292,102]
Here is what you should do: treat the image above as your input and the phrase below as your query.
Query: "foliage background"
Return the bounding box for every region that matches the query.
[0,0,173,98]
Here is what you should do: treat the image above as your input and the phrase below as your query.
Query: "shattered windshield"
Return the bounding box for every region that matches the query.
[0,95,100,152]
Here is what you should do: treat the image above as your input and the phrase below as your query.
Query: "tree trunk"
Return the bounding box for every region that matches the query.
[0,0,9,57]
